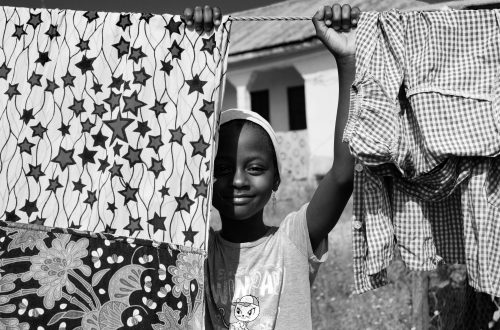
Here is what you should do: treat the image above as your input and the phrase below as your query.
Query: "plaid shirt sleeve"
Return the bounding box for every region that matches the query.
[349,10,500,297]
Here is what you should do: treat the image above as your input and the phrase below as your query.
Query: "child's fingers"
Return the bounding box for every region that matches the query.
[341,4,352,31]
[183,7,194,27]
[332,4,342,30]
[194,6,203,31]
[324,6,333,27]
[351,6,360,27]
[203,5,213,32]
[213,6,222,27]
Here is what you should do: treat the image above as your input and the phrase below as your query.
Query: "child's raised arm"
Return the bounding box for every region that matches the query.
[307,4,359,250]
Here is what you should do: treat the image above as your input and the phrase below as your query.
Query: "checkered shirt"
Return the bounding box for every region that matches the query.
[349,10,500,296]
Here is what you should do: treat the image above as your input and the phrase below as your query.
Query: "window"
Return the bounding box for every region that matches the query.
[250,89,270,121]
[287,85,307,130]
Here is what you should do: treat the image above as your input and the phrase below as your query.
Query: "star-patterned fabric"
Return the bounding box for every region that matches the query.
[0,6,231,249]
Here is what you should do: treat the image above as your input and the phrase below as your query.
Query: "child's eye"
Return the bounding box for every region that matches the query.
[247,166,265,174]
[214,164,232,176]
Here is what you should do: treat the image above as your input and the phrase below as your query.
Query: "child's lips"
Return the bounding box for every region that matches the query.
[224,195,254,205]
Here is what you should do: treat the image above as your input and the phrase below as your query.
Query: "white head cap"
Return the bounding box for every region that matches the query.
[219,108,281,180]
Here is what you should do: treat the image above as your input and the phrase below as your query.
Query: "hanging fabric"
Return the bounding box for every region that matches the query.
[0,5,231,328]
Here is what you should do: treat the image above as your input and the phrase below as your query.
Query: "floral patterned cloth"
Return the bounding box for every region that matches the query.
[275,130,309,180]
[0,6,231,248]
[0,221,205,329]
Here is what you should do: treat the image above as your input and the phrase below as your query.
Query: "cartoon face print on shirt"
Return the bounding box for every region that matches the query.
[219,295,260,330]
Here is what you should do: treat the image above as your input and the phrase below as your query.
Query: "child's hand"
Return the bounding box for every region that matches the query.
[183,6,222,32]
[312,4,360,59]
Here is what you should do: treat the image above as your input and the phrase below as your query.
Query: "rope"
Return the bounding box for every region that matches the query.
[230,16,311,21]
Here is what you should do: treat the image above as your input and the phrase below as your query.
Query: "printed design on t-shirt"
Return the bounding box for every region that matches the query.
[219,295,260,330]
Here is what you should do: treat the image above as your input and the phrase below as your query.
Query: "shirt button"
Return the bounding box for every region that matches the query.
[353,221,363,230]
[355,164,364,172]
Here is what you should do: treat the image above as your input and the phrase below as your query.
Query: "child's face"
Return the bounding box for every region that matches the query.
[213,122,277,222]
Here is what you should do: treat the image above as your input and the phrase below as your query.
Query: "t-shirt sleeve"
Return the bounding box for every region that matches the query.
[279,203,328,281]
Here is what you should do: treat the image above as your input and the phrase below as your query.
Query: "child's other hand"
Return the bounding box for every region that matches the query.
[183,6,222,32]
[312,4,360,59]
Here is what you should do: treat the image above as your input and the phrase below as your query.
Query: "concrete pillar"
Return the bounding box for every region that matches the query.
[226,70,255,110]
[294,56,339,177]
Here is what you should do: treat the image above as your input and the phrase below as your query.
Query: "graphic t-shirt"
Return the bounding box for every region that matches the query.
[205,204,328,330]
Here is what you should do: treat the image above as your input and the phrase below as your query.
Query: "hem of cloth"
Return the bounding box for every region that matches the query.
[343,84,362,144]
[0,220,206,256]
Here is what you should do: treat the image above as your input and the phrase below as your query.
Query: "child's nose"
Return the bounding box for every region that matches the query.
[232,168,248,187]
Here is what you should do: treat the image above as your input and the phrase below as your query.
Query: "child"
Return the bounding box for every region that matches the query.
[184,4,359,329]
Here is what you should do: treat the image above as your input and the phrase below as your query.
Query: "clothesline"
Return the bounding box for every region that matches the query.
[229,16,311,21]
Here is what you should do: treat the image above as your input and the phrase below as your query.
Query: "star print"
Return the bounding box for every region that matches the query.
[182,226,198,244]
[113,143,122,156]
[116,14,132,31]
[199,99,214,118]
[186,74,207,94]
[160,60,173,75]
[5,83,20,100]
[45,24,60,40]
[17,137,37,157]
[45,79,59,94]
[148,158,165,178]
[107,202,117,213]
[169,127,185,145]
[81,119,94,133]
[104,113,134,144]
[78,146,97,167]
[4,210,20,222]
[20,109,35,124]
[133,67,151,86]
[129,47,146,64]
[27,164,45,182]
[83,190,97,207]
[12,25,27,40]
[109,162,124,178]
[69,98,85,117]
[147,135,164,153]
[109,74,124,90]
[140,13,153,23]
[91,82,102,94]
[134,121,151,137]
[84,11,99,22]
[75,55,95,74]
[27,12,42,29]
[190,135,210,157]
[72,179,85,193]
[92,103,107,118]
[0,63,11,79]
[61,71,76,87]
[124,147,143,167]
[193,179,208,198]
[76,38,90,51]
[92,131,108,149]
[169,41,184,60]
[20,199,38,217]
[98,157,110,172]
[27,72,42,87]
[52,147,76,171]
[201,34,216,54]
[123,91,146,116]
[175,193,194,213]
[165,18,182,36]
[148,212,166,233]
[104,91,121,110]
[18,138,35,154]
[31,122,47,138]
[112,36,130,58]
[69,222,80,229]
[119,183,139,204]
[159,185,170,197]
[150,100,167,118]
[30,216,46,225]
[103,225,116,234]
[59,122,70,136]
[125,216,143,235]
[36,51,50,66]
[46,176,63,193]
[123,80,131,91]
